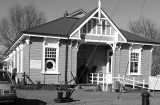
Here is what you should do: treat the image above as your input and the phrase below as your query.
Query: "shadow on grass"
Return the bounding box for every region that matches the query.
[17,98,47,105]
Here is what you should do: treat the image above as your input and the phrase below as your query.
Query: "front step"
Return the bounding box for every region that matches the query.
[76,84,101,91]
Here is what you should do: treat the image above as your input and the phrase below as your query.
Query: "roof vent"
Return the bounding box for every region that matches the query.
[64,11,68,18]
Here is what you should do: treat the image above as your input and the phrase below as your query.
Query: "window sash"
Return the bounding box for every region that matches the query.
[129,52,140,74]
[45,47,57,72]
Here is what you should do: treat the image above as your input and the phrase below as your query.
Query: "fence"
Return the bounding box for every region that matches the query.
[90,73,148,91]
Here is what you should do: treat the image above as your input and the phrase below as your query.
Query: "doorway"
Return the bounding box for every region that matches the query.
[77,51,87,84]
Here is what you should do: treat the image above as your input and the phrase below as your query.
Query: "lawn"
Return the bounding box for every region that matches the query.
[16,90,160,105]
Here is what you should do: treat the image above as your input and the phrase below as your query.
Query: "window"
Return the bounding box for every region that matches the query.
[45,48,56,71]
[43,47,59,74]
[42,39,60,74]
[129,50,141,75]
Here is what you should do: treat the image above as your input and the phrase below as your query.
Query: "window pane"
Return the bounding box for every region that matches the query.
[130,52,139,73]
[130,62,138,73]
[45,47,57,72]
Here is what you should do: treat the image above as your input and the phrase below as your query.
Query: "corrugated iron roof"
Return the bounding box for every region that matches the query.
[120,29,160,44]
[21,8,160,45]
[23,17,78,37]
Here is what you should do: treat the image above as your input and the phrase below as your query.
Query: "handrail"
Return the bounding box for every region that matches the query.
[90,73,148,91]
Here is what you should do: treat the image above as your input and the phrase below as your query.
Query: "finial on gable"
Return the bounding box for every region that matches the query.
[98,0,101,9]
[64,10,68,18]
[98,0,101,25]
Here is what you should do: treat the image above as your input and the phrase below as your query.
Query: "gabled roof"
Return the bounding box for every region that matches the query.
[23,8,160,45]
[68,8,97,35]
[23,17,78,37]
[120,29,160,44]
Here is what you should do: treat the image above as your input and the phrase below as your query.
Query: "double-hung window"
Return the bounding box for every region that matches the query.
[42,39,59,74]
[129,50,141,75]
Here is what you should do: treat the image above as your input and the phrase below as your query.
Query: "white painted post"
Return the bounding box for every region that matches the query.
[118,74,120,81]
[92,73,93,84]
[106,73,108,91]
[133,77,135,89]
[103,74,104,91]
[123,75,125,84]
[143,80,145,89]
[97,73,99,85]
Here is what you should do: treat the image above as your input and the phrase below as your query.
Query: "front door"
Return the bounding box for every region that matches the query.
[106,49,113,83]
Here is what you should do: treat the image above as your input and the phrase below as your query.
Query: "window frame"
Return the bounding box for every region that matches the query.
[128,49,141,75]
[42,42,60,74]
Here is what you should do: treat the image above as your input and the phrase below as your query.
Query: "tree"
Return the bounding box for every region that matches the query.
[128,16,160,76]
[0,2,47,48]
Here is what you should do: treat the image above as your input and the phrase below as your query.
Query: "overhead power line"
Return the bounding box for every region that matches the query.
[140,0,146,17]
[111,0,122,18]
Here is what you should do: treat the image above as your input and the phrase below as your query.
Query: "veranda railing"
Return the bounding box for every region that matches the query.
[90,73,148,91]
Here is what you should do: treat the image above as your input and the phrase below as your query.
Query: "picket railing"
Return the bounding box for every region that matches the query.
[114,74,148,89]
[90,73,113,91]
[90,73,148,91]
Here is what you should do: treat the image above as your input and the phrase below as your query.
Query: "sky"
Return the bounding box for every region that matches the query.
[0,0,160,30]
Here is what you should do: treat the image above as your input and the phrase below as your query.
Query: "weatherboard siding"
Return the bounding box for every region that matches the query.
[70,46,77,84]
[58,40,67,83]
[141,49,151,83]
[115,44,152,84]
[114,50,119,77]
[29,37,44,83]
[119,49,129,75]
[23,43,29,75]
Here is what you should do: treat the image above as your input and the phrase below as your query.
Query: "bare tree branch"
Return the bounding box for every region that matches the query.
[128,16,160,76]
[0,2,47,57]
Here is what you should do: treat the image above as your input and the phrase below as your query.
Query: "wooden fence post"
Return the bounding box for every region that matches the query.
[143,80,145,89]
[97,74,99,85]
[118,74,120,81]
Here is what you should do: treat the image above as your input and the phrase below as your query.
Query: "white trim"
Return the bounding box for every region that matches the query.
[96,19,98,34]
[23,34,68,39]
[13,51,16,69]
[70,9,99,37]
[127,42,159,46]
[69,37,81,40]
[100,10,127,42]
[8,35,24,55]
[19,44,23,73]
[70,8,127,43]
[128,46,142,75]
[91,19,93,34]
[16,47,20,73]
[42,38,60,74]
[106,49,112,74]
[41,72,61,75]
[81,33,115,37]
[84,39,115,43]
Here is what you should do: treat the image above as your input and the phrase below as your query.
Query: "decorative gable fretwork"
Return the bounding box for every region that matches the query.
[69,2,127,43]
[81,19,116,36]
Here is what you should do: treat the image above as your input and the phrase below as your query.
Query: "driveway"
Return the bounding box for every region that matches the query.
[16,90,160,105]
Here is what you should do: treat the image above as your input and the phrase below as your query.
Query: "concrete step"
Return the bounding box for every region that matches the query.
[76,84,102,91]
